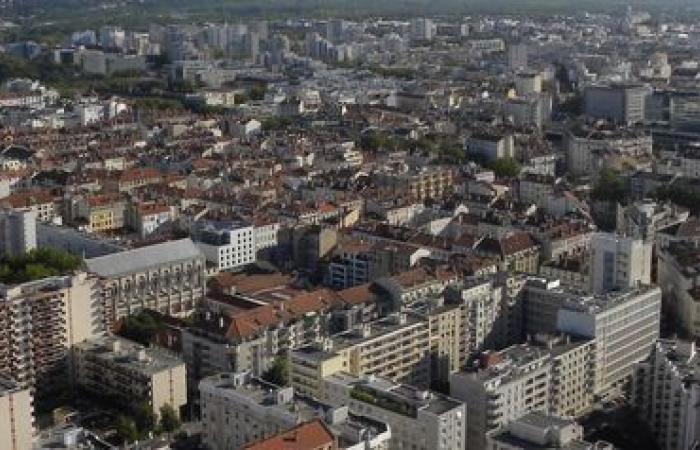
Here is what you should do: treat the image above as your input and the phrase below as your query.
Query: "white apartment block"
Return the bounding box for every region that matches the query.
[200,372,391,450]
[450,345,552,450]
[590,232,652,294]
[487,412,613,450]
[322,372,465,450]
[0,378,33,450]
[253,221,279,253]
[73,336,187,418]
[557,285,661,397]
[632,339,700,450]
[193,220,256,271]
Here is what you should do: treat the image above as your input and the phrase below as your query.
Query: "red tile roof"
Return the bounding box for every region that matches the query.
[244,419,337,450]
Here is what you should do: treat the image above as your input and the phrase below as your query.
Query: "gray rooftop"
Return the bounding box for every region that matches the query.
[85,238,203,277]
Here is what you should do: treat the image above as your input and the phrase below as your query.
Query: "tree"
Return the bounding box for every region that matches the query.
[490,157,521,178]
[133,402,157,436]
[159,404,181,436]
[591,169,627,203]
[116,415,139,444]
[262,356,289,386]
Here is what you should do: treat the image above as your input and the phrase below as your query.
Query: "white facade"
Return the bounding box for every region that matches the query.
[557,285,661,397]
[194,221,256,271]
[632,339,700,450]
[590,232,652,294]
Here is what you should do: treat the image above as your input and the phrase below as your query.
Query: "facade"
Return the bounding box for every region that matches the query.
[557,285,662,397]
[322,372,465,450]
[290,346,345,398]
[584,83,650,124]
[0,378,33,450]
[200,372,390,450]
[85,238,206,327]
[632,339,700,450]
[193,220,257,271]
[450,345,552,450]
[565,126,652,176]
[331,313,431,388]
[590,232,652,294]
[0,208,36,256]
[486,412,611,450]
[657,241,700,338]
[0,273,102,396]
[73,336,187,418]
[466,133,515,162]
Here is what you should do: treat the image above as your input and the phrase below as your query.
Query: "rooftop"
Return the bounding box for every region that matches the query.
[85,238,203,277]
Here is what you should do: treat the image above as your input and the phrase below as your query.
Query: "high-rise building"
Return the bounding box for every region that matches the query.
[584,83,650,125]
[632,339,700,450]
[0,208,36,256]
[0,273,102,396]
[557,285,661,397]
[451,345,552,450]
[0,378,33,450]
[590,232,652,294]
[507,43,529,70]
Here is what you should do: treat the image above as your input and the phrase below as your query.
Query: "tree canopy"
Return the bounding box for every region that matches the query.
[262,356,289,386]
[0,247,82,284]
[591,169,627,203]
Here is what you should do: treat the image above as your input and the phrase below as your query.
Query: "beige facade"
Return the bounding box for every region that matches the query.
[0,273,102,396]
[73,336,187,418]
[289,347,345,398]
[0,378,33,450]
[331,313,431,388]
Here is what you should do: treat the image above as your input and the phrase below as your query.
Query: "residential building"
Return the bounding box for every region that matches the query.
[200,372,390,450]
[85,238,206,327]
[290,346,345,399]
[193,220,257,271]
[73,335,187,418]
[632,339,700,450]
[466,132,515,162]
[486,412,612,450]
[0,273,102,396]
[322,372,465,450]
[657,241,700,338]
[450,345,552,450]
[0,378,33,450]
[584,83,650,125]
[565,125,652,176]
[0,208,36,256]
[557,285,661,397]
[590,232,652,294]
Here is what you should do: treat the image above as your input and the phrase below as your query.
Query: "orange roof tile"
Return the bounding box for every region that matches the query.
[244,420,336,450]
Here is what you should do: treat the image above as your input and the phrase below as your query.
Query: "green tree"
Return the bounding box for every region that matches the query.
[116,415,139,444]
[262,356,289,386]
[159,404,181,436]
[489,157,521,178]
[591,169,627,203]
[133,402,157,436]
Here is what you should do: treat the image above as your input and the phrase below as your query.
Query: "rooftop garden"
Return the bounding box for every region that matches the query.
[350,386,417,418]
[0,247,83,284]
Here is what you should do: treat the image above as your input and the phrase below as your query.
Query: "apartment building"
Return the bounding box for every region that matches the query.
[632,339,700,450]
[331,313,431,388]
[193,220,256,271]
[380,167,455,202]
[565,125,652,176]
[450,345,552,450]
[200,372,391,450]
[584,83,650,125]
[328,239,375,289]
[557,285,661,397]
[0,273,102,395]
[322,372,466,450]
[657,241,700,338]
[85,238,206,327]
[66,193,127,233]
[0,378,33,450]
[290,346,345,398]
[487,412,613,450]
[73,335,187,418]
[0,208,36,256]
[590,232,652,294]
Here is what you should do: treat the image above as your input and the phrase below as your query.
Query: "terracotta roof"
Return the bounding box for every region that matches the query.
[500,232,538,255]
[118,167,162,183]
[337,283,377,305]
[212,272,295,295]
[244,420,337,450]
